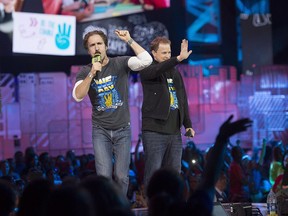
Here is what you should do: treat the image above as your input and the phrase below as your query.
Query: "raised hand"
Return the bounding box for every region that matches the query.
[114,29,131,42]
[177,39,192,62]
[196,115,252,203]
[218,115,253,140]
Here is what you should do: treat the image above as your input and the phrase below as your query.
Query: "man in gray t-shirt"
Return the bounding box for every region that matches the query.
[72,28,152,194]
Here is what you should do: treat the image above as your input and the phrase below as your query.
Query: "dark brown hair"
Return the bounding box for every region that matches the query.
[150,37,171,52]
[83,30,108,50]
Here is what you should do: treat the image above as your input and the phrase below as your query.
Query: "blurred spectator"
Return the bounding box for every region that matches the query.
[131,183,147,208]
[182,142,205,198]
[0,179,17,216]
[26,167,45,183]
[66,150,77,167]
[39,152,54,174]
[24,147,36,159]
[246,158,264,202]
[146,168,186,216]
[7,158,20,180]
[261,144,273,181]
[22,152,43,182]
[147,169,185,201]
[43,184,95,216]
[55,154,75,179]
[15,178,25,195]
[85,153,96,172]
[14,151,26,176]
[77,154,92,179]
[214,170,228,203]
[66,150,80,176]
[80,175,133,216]
[269,144,284,185]
[127,154,139,203]
[229,145,250,202]
[182,141,204,171]
[17,178,54,216]
[272,151,288,193]
[46,168,62,185]
[186,168,202,197]
[0,160,10,177]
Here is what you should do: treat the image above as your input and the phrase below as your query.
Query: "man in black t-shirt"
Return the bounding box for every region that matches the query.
[72,27,152,195]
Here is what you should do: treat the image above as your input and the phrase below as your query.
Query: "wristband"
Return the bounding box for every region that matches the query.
[88,73,93,78]
[127,38,134,45]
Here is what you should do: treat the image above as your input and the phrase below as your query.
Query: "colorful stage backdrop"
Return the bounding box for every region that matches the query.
[0,64,287,159]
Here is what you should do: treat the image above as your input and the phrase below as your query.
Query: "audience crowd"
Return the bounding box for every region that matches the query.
[0,116,287,216]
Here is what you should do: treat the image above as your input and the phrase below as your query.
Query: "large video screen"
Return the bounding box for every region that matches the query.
[12,12,77,56]
[76,12,171,56]
[0,0,171,57]
[41,0,171,22]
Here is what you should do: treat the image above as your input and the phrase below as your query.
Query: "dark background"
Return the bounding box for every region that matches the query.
[0,0,287,75]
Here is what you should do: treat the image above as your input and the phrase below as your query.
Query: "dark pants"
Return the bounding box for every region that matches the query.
[142,131,183,191]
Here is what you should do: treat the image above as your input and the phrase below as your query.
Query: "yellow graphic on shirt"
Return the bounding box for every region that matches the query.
[91,75,123,111]
[104,93,113,107]
[167,78,178,110]
[170,92,174,105]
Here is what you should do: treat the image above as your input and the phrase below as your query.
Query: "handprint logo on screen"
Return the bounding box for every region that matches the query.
[55,23,71,50]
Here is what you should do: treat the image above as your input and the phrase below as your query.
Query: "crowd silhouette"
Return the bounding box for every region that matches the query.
[1,115,287,215]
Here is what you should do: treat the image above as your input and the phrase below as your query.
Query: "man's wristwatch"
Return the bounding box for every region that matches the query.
[127,38,134,45]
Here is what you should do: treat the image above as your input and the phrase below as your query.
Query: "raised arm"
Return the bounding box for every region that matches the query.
[140,38,192,79]
[177,39,192,62]
[115,29,152,71]
[197,115,252,200]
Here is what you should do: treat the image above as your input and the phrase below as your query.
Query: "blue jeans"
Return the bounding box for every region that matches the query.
[92,124,131,195]
[142,131,183,189]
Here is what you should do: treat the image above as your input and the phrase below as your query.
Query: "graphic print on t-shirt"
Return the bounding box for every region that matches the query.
[167,78,178,110]
[92,75,123,111]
